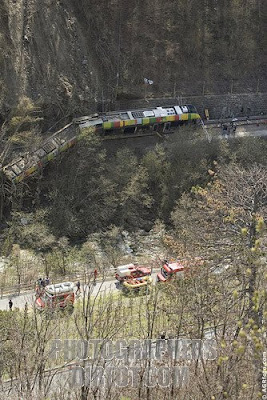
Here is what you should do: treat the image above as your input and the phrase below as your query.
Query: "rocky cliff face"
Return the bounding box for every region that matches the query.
[1,0,267,118]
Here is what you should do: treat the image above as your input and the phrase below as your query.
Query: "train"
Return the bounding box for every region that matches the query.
[2,104,201,183]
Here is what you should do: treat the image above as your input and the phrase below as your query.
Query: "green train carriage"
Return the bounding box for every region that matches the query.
[2,104,201,183]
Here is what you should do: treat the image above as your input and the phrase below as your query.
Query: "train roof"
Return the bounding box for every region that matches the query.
[74,104,197,125]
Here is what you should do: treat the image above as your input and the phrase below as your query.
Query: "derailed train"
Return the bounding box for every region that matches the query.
[3,104,201,183]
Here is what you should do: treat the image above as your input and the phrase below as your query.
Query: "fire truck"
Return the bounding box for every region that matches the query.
[156,260,185,282]
[115,263,151,283]
[157,257,204,283]
[35,282,75,311]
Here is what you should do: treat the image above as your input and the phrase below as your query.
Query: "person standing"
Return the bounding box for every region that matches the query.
[9,299,13,311]
[232,124,236,137]
[93,269,98,285]
[76,281,81,295]
[222,124,227,137]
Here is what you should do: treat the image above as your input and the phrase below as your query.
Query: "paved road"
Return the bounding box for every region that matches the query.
[235,125,267,138]
[209,123,267,138]
[0,280,116,311]
[0,273,159,311]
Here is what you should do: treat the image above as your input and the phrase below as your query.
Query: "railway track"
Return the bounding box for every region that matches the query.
[2,108,267,185]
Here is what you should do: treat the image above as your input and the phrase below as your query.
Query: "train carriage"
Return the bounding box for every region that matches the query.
[2,104,201,183]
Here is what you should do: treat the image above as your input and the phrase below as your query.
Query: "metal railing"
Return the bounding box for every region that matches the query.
[0,267,116,298]
[0,262,161,298]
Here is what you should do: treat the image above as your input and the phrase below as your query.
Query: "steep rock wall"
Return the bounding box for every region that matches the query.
[1,0,267,117]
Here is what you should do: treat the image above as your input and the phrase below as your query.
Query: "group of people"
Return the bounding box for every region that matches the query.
[37,277,50,288]
[221,121,237,137]
[35,277,50,295]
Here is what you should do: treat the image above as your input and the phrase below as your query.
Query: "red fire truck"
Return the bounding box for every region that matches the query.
[35,282,75,311]
[115,263,151,283]
[157,257,204,283]
[156,260,185,282]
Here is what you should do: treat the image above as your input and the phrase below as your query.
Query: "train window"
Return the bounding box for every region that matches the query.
[132,111,145,119]
[163,107,175,115]
[43,140,57,153]
[186,104,197,113]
